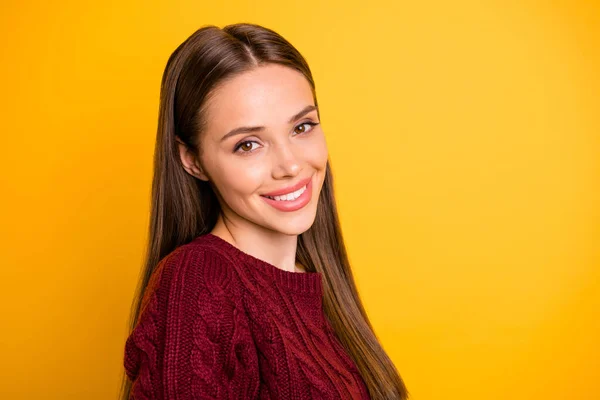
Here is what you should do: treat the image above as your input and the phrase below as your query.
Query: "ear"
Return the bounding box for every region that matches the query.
[175,136,210,181]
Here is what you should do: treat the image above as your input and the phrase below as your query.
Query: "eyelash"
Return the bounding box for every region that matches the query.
[233,121,319,155]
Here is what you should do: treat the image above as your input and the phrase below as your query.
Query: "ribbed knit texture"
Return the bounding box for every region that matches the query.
[124,233,371,399]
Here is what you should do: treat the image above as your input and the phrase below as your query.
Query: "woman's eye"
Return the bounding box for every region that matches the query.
[234,140,260,154]
[294,121,319,135]
[234,121,319,155]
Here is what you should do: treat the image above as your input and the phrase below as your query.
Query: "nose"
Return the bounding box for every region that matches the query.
[271,141,301,179]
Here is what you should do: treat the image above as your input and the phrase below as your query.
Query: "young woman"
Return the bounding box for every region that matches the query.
[120,23,409,400]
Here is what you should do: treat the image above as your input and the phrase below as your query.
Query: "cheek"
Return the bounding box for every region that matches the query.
[308,134,328,168]
[218,161,266,197]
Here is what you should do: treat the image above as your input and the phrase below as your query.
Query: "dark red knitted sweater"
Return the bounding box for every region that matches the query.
[124,233,371,399]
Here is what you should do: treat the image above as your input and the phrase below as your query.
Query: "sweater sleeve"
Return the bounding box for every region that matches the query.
[124,247,260,399]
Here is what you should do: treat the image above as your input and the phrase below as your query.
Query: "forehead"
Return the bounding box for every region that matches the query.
[204,64,314,132]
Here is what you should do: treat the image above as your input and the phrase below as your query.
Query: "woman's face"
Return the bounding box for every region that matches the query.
[182,64,329,236]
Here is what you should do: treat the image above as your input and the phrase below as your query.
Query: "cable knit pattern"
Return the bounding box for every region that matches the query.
[124,233,371,399]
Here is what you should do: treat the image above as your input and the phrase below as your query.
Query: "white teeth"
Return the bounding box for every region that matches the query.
[266,185,307,201]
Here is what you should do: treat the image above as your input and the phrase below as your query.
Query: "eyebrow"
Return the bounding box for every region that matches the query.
[220,105,318,142]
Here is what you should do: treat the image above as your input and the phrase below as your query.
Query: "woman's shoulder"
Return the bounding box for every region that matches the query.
[151,234,239,297]
[132,235,244,339]
[132,234,245,331]
[125,235,257,393]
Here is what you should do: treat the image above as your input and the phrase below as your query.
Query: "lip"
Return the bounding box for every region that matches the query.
[260,176,312,197]
[260,178,313,212]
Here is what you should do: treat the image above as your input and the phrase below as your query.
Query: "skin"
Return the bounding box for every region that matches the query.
[176,64,329,273]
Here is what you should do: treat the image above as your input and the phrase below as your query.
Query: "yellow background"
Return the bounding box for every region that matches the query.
[1,0,598,399]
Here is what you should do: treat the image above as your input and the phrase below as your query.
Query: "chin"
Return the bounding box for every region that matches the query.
[264,206,318,236]
[276,222,315,236]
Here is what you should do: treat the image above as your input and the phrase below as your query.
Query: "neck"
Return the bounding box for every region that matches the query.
[211,216,300,273]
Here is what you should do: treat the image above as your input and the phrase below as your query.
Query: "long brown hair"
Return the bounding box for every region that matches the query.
[119,22,409,400]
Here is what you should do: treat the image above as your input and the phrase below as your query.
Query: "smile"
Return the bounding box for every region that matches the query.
[260,179,313,212]
[264,184,307,201]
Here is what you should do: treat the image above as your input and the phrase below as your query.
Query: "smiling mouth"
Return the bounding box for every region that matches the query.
[259,178,313,212]
[262,184,308,201]
[259,175,313,199]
